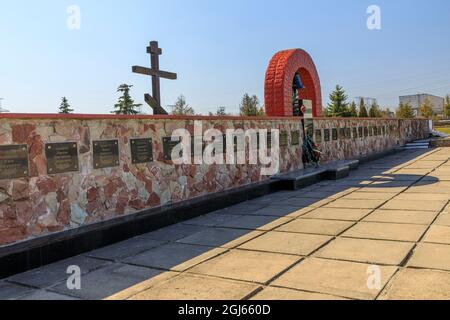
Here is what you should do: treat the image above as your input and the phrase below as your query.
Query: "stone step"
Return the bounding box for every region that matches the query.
[272,160,360,190]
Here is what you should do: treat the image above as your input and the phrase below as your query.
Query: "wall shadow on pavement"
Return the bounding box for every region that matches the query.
[1,150,441,300]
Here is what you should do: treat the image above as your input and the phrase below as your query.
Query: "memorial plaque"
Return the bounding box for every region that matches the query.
[373,127,378,136]
[324,129,331,142]
[0,145,29,180]
[93,140,120,169]
[315,129,323,144]
[280,132,288,147]
[345,128,351,139]
[358,127,363,138]
[369,126,374,136]
[131,138,153,164]
[332,128,338,141]
[46,142,79,174]
[163,137,181,161]
[292,131,301,146]
[339,128,345,140]
[267,132,272,149]
[353,127,358,139]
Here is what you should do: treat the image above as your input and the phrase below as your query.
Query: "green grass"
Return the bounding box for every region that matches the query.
[435,127,450,134]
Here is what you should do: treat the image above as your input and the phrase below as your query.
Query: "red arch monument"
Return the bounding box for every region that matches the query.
[264,49,322,117]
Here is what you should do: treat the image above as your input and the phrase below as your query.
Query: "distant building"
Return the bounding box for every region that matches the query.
[399,94,444,115]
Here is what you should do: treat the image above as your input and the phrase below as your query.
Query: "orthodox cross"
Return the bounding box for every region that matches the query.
[132,41,177,115]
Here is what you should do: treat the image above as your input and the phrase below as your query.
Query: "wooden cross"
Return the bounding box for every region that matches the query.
[132,41,177,115]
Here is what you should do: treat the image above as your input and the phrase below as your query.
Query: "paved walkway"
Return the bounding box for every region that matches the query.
[2,148,450,300]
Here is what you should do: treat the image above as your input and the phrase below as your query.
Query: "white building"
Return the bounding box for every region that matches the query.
[399,94,444,115]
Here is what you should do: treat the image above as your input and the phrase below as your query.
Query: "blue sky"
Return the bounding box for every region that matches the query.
[1,0,449,114]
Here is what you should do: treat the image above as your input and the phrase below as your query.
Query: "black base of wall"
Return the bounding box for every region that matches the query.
[0,147,407,280]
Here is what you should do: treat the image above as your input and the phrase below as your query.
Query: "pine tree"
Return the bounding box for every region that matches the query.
[215,106,228,116]
[240,94,264,116]
[59,97,74,114]
[326,85,349,117]
[369,103,381,118]
[358,98,368,118]
[396,101,415,119]
[418,97,434,118]
[444,95,450,119]
[113,84,141,115]
[348,101,358,117]
[172,95,195,115]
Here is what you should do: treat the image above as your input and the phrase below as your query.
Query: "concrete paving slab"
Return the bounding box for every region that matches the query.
[49,263,163,300]
[315,237,414,265]
[270,197,333,209]
[250,287,348,300]
[216,215,292,231]
[408,243,450,271]
[272,258,397,300]
[189,249,300,284]
[380,199,446,212]
[123,243,224,271]
[0,281,35,300]
[435,214,450,226]
[87,237,165,261]
[363,210,438,225]
[379,268,450,300]
[244,205,304,217]
[423,225,450,245]
[106,272,178,300]
[139,224,207,242]
[325,199,386,210]
[8,255,109,289]
[342,192,397,200]
[358,186,408,193]
[182,213,244,227]
[128,274,260,300]
[276,219,353,236]
[342,222,428,242]
[19,290,79,300]
[303,189,354,200]
[239,231,332,256]
[176,227,263,248]
[302,208,372,222]
[393,193,450,201]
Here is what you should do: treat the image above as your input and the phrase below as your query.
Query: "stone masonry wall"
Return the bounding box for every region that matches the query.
[0,115,429,246]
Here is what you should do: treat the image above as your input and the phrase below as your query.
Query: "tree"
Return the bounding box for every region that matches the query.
[59,97,74,114]
[396,101,415,119]
[443,95,450,118]
[380,108,394,118]
[348,101,358,117]
[209,107,230,116]
[358,98,369,118]
[326,85,349,117]
[240,94,265,116]
[418,97,434,118]
[172,95,195,115]
[369,103,381,118]
[113,84,141,115]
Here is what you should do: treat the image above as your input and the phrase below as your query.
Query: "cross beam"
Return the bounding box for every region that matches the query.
[132,41,177,115]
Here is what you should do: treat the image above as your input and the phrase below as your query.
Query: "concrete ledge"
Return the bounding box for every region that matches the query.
[272,160,359,190]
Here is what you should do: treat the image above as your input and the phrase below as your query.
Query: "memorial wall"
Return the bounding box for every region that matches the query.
[0,114,429,246]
